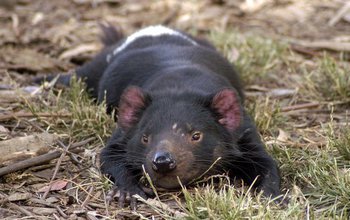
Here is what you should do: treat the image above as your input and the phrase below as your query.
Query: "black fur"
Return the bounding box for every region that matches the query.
[45,25,281,205]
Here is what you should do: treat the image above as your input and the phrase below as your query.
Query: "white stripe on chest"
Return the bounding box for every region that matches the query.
[107,25,198,62]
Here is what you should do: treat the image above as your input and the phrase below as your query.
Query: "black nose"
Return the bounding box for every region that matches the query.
[152,151,176,173]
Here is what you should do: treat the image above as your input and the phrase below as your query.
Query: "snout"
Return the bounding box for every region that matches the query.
[152,151,176,173]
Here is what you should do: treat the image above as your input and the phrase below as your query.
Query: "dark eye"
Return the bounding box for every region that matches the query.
[191,131,202,142]
[142,134,149,144]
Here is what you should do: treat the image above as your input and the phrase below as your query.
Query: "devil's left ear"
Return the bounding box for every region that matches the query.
[210,88,242,132]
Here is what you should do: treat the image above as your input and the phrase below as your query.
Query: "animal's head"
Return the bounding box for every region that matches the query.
[118,86,243,188]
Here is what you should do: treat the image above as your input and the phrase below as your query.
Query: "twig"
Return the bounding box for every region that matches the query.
[53,213,60,220]
[0,137,94,177]
[42,140,71,199]
[328,2,350,26]
[281,102,320,112]
[82,186,94,207]
[291,40,350,52]
[290,44,320,57]
[88,202,106,209]
[7,202,34,216]
[0,112,71,121]
[0,151,62,177]
[30,198,68,218]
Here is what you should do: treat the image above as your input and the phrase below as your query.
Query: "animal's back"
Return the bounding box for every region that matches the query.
[76,25,244,111]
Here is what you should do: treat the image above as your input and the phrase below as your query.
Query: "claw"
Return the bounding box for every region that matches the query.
[141,186,155,197]
[130,197,137,211]
[138,190,147,200]
[106,185,119,204]
[118,191,126,207]
[105,184,148,209]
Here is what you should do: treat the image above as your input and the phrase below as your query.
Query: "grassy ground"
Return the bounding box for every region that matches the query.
[0,0,349,219]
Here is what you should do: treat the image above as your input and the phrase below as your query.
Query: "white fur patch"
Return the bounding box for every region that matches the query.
[107,25,198,62]
[172,123,178,130]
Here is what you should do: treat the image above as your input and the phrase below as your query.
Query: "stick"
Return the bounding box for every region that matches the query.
[328,2,350,26]
[81,186,94,207]
[281,102,320,112]
[0,137,94,177]
[290,44,320,57]
[30,198,68,218]
[7,202,34,216]
[42,140,71,199]
[291,40,350,52]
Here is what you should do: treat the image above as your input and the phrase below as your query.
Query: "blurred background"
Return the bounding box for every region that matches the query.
[0,0,349,79]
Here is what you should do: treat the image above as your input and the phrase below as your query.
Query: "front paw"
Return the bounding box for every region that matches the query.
[106,183,148,210]
[259,181,288,205]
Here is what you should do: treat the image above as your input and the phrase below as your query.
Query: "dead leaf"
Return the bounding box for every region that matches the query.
[277,129,290,143]
[37,180,68,193]
[33,169,55,180]
[240,0,271,13]
[246,85,269,92]
[0,125,8,133]
[22,86,41,94]
[31,12,44,25]
[343,13,350,23]
[268,88,297,98]
[59,43,100,60]
[227,47,240,62]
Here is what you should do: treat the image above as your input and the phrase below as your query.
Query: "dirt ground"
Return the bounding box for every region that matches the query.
[0,0,349,219]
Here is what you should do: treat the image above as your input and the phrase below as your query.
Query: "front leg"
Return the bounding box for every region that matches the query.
[100,129,146,209]
[232,116,281,199]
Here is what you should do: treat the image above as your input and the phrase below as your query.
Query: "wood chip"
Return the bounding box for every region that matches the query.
[0,132,58,165]
[32,207,57,215]
[8,193,32,202]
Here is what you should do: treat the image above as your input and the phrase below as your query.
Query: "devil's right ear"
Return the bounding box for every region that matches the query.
[210,88,242,133]
[118,86,150,131]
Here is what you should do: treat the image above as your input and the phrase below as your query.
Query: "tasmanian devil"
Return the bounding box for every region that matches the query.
[43,25,281,208]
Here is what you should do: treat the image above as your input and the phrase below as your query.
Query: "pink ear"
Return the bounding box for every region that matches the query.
[211,89,241,132]
[118,86,147,130]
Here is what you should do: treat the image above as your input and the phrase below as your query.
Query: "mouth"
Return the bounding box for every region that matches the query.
[151,173,191,189]
[143,163,200,189]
